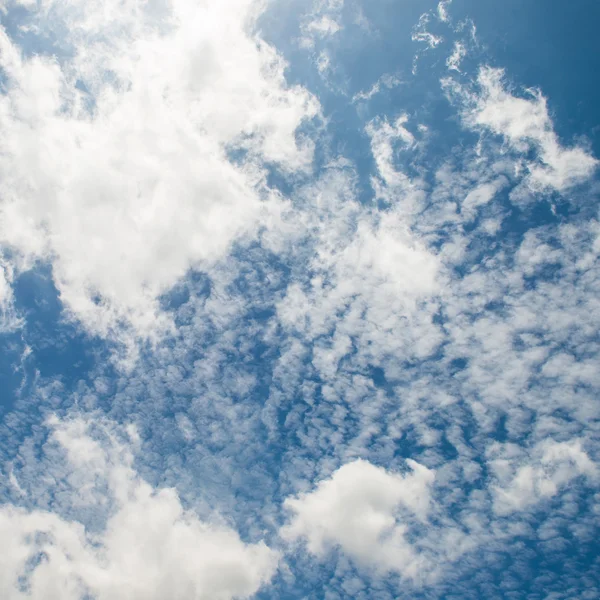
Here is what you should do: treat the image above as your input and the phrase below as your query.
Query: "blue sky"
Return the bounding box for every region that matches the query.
[0,1,599,598]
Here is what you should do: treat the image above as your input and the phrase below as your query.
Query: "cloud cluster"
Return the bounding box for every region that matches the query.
[0,0,317,342]
[0,256,20,332]
[0,417,279,600]
[490,439,597,515]
[447,66,598,192]
[0,0,599,598]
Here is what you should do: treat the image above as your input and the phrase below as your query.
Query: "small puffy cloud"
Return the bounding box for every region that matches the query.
[0,417,279,600]
[274,165,442,385]
[281,459,435,579]
[306,15,342,37]
[461,177,507,221]
[367,115,415,175]
[490,439,597,515]
[451,67,598,192]
[366,114,429,217]
[339,213,439,300]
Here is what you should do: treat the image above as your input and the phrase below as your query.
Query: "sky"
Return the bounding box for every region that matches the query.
[0,0,599,598]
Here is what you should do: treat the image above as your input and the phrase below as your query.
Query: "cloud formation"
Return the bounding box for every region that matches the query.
[0,417,279,600]
[491,439,597,515]
[448,66,598,192]
[282,459,435,579]
[0,0,317,343]
[0,0,599,598]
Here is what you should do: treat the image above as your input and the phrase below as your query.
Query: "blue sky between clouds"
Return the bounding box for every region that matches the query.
[0,0,599,599]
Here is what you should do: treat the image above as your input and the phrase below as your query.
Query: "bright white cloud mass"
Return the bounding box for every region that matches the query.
[282,459,436,579]
[0,0,317,344]
[0,417,279,600]
[0,0,599,598]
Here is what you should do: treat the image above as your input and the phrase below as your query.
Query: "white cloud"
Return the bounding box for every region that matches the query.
[1,3,599,597]
[411,11,443,75]
[490,440,597,515]
[0,416,279,600]
[367,115,415,172]
[0,256,21,331]
[451,67,598,192]
[366,115,428,217]
[299,0,344,48]
[316,49,332,76]
[352,73,403,103]
[437,0,452,23]
[333,212,439,301]
[282,459,435,579]
[446,41,466,72]
[411,12,443,50]
[412,30,443,50]
[274,165,442,382]
[461,177,507,221]
[306,15,341,37]
[0,0,318,343]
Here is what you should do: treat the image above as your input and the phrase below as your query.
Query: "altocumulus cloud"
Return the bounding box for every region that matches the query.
[0,417,279,600]
[0,0,599,598]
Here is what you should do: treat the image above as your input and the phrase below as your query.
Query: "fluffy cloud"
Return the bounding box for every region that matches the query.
[490,440,597,515]
[274,165,442,388]
[437,0,452,23]
[0,0,317,342]
[0,417,279,600]
[450,67,598,192]
[282,459,435,579]
[0,256,20,331]
[367,115,415,185]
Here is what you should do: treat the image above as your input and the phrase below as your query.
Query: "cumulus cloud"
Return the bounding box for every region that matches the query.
[365,114,429,218]
[0,417,279,600]
[274,164,442,386]
[367,115,415,178]
[282,459,435,579]
[0,0,318,343]
[1,2,599,598]
[460,177,507,221]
